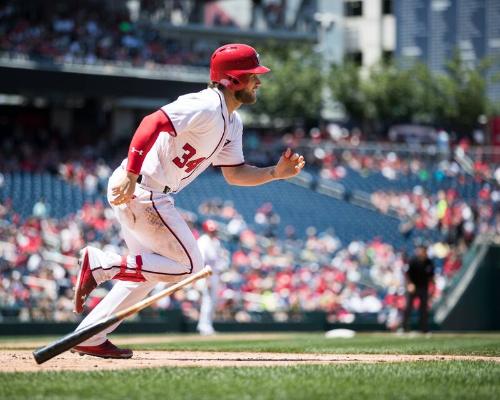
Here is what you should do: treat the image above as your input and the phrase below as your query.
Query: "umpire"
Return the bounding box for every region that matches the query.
[402,244,435,333]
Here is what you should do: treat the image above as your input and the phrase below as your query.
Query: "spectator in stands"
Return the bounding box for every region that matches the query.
[402,243,435,333]
[32,198,49,218]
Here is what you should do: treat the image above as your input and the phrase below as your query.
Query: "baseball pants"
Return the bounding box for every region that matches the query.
[197,272,219,333]
[76,167,204,345]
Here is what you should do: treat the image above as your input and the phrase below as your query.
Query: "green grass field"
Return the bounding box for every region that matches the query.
[1,332,499,400]
[129,332,500,355]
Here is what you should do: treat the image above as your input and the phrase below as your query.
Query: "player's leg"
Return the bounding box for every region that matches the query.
[105,166,203,281]
[77,166,203,288]
[197,272,218,335]
[91,188,204,283]
[75,192,204,321]
[75,280,156,347]
[76,198,203,344]
[89,203,203,343]
[75,227,156,346]
[197,272,213,335]
[208,273,219,331]
[74,191,204,317]
[73,168,202,355]
[419,286,430,333]
[402,291,415,332]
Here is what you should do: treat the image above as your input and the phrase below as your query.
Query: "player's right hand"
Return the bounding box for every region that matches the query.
[110,172,139,206]
[274,148,306,179]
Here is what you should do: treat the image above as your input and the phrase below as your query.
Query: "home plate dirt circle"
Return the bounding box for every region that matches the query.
[2,350,499,372]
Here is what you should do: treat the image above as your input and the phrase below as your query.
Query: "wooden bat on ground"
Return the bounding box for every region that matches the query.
[33,266,212,365]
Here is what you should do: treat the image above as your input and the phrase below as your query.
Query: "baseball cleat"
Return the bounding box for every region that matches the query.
[73,247,98,314]
[71,340,133,359]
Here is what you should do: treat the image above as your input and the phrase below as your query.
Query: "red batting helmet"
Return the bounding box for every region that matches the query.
[202,219,218,233]
[210,43,270,91]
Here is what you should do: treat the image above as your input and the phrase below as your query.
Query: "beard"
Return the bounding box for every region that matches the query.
[235,88,257,104]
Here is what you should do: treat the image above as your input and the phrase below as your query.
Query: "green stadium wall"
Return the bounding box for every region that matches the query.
[435,241,500,330]
[0,311,387,336]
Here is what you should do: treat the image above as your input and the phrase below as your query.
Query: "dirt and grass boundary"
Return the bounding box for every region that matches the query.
[1,333,499,372]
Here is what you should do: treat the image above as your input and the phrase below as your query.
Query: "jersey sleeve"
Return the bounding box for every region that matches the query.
[161,96,212,137]
[212,120,245,167]
[126,110,175,174]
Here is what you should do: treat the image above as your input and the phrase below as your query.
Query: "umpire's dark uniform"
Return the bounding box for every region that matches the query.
[402,247,435,332]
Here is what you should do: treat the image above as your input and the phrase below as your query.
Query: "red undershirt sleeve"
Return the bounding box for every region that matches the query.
[126,110,175,174]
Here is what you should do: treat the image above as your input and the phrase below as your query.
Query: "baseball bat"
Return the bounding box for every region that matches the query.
[32,266,212,364]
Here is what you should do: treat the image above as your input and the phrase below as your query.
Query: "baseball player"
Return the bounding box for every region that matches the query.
[196,219,227,335]
[72,43,306,358]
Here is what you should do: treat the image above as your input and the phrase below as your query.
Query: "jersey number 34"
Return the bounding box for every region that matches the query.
[173,143,206,174]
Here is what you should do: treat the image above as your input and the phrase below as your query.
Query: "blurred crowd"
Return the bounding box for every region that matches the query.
[0,1,215,69]
[0,194,423,329]
[0,0,316,70]
[312,137,500,186]
[371,186,500,238]
[0,199,119,321]
[1,124,499,329]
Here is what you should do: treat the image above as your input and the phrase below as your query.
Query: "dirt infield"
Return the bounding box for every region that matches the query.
[1,350,499,372]
[1,334,499,372]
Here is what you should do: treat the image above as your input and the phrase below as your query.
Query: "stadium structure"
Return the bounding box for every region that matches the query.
[0,0,499,337]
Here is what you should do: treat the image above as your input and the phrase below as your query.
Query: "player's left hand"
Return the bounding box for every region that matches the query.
[110,172,138,206]
[274,148,306,179]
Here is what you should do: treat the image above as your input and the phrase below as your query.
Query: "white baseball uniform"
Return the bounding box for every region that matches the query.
[196,233,228,335]
[76,87,244,345]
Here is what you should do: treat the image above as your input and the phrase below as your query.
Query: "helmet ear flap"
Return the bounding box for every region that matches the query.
[219,78,231,87]
[221,73,246,91]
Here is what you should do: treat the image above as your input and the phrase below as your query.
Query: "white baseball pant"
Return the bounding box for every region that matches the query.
[197,271,219,334]
[76,167,204,345]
